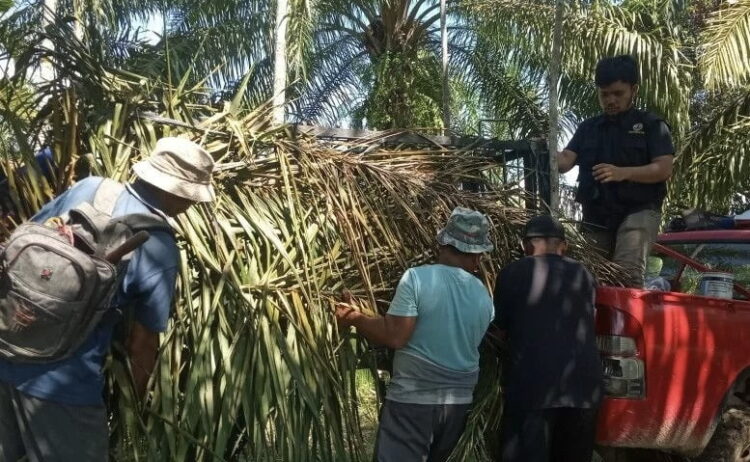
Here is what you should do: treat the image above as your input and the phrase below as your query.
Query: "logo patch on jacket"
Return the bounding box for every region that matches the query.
[629,123,644,135]
[40,268,53,280]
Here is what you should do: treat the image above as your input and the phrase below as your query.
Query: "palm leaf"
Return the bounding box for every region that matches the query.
[463,0,692,134]
[670,90,750,211]
[699,0,750,89]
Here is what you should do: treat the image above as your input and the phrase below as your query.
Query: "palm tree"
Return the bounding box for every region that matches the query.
[462,0,692,134]
[289,0,447,129]
[0,12,627,461]
[669,0,750,211]
[440,0,449,130]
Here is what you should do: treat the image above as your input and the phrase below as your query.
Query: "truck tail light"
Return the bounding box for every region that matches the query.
[596,335,637,356]
[596,304,646,399]
[598,336,645,399]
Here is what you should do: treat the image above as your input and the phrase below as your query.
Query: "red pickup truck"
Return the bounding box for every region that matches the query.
[595,229,750,461]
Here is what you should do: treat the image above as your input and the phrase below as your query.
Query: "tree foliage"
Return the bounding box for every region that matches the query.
[0,14,626,461]
[2,1,750,460]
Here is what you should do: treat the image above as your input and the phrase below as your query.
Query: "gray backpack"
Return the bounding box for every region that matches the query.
[0,179,172,363]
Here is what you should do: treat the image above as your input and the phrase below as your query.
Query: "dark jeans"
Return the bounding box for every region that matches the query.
[0,380,108,462]
[375,400,471,462]
[500,406,599,462]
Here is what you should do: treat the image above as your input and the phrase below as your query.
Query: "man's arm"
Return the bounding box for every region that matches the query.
[335,270,418,349]
[126,320,160,399]
[335,307,416,349]
[558,121,587,174]
[558,149,578,174]
[592,155,673,184]
[123,232,179,401]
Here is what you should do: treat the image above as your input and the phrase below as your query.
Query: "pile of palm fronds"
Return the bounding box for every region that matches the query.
[0,22,623,462]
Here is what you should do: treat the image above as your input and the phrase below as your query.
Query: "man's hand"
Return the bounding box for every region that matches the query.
[593,156,673,184]
[333,290,417,349]
[593,163,629,183]
[334,290,360,329]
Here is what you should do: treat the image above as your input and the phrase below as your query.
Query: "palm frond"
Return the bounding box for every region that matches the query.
[670,89,750,211]
[463,0,693,135]
[699,0,750,89]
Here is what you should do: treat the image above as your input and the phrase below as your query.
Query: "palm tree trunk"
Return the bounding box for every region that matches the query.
[547,0,563,211]
[39,0,58,82]
[73,0,84,41]
[273,0,289,125]
[441,0,450,132]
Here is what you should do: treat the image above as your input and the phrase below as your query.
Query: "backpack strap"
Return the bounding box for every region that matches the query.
[93,178,126,216]
[63,179,126,253]
[115,213,173,234]
[66,203,113,253]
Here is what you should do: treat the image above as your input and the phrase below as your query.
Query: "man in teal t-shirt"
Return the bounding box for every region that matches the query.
[335,207,494,462]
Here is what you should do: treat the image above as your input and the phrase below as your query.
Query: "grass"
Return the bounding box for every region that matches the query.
[355,369,381,461]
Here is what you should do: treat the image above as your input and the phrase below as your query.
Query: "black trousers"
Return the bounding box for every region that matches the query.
[499,406,599,462]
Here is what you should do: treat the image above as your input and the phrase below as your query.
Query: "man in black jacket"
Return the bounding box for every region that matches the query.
[495,215,603,462]
[558,55,675,287]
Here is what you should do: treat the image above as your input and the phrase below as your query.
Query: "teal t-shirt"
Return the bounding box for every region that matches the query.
[385,264,493,404]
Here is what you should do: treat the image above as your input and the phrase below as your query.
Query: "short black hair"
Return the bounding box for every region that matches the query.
[523,215,565,240]
[595,55,639,87]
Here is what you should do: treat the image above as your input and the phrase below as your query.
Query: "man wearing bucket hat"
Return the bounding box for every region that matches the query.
[0,137,214,461]
[494,215,603,462]
[336,207,495,462]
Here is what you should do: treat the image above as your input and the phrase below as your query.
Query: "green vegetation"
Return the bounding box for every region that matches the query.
[1,0,749,460]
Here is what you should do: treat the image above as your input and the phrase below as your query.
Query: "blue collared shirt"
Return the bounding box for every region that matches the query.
[0,176,179,406]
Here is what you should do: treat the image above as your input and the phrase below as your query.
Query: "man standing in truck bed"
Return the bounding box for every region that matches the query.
[558,55,675,287]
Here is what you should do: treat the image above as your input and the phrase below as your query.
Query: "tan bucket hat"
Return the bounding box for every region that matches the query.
[133,137,215,203]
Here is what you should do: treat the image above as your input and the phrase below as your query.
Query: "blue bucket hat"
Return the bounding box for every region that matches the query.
[437,207,494,254]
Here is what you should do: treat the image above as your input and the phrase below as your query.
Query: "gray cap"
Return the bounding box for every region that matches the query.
[437,207,494,254]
